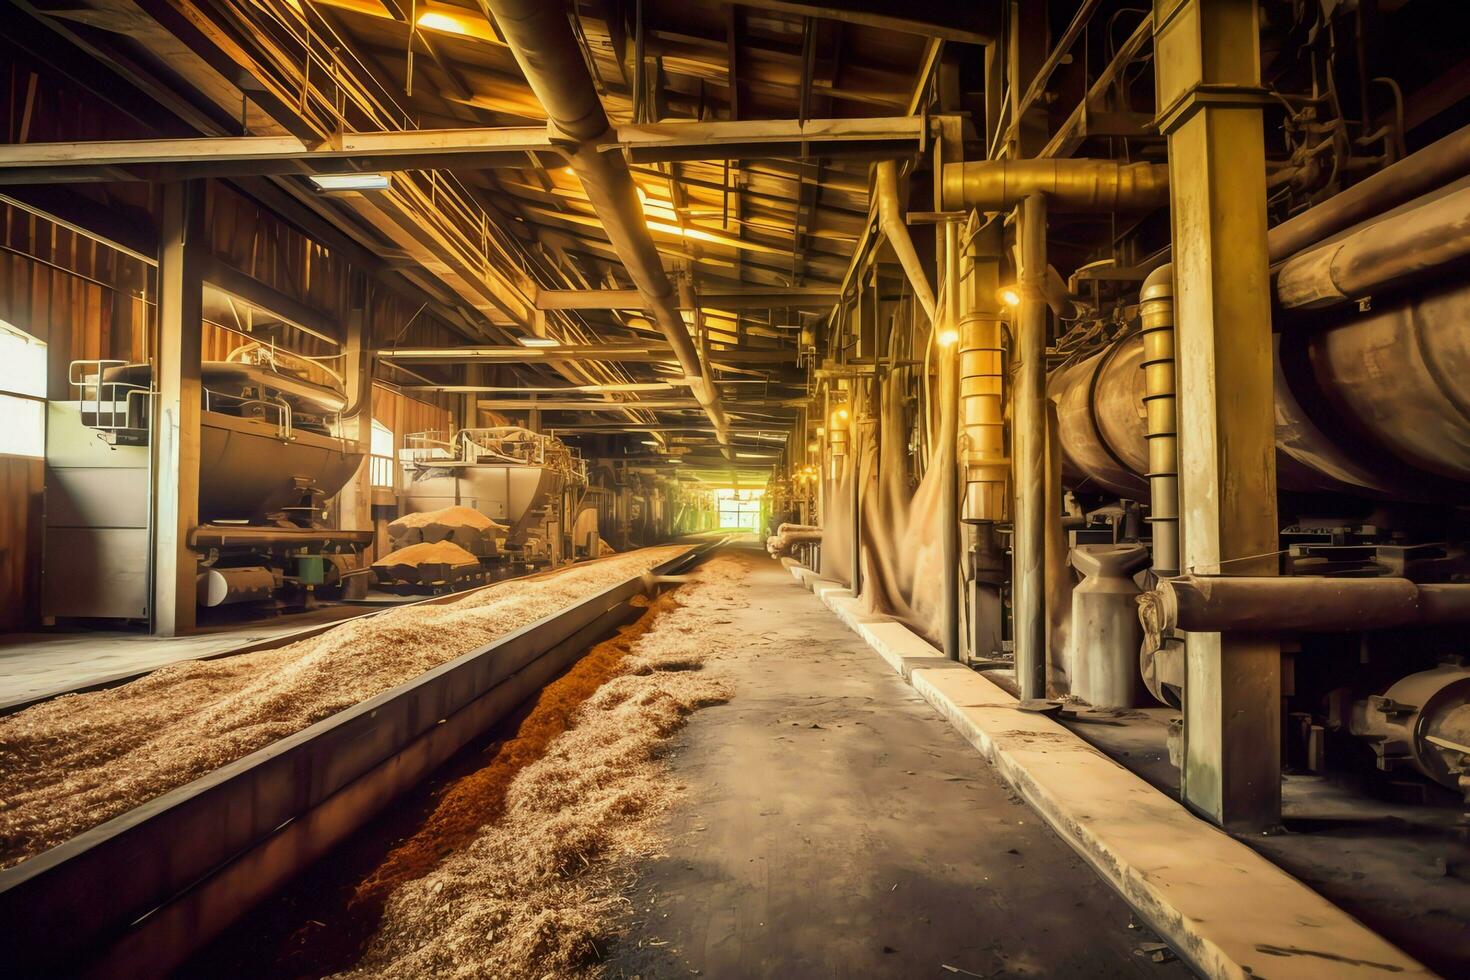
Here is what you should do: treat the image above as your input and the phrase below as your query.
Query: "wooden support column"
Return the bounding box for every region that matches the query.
[152,181,204,637]
[1154,0,1281,831]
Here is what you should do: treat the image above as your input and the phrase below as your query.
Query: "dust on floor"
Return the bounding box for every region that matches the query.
[0,546,686,869]
[336,553,750,979]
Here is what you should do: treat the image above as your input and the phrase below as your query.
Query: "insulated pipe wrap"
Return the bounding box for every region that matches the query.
[1139,265,1179,577]
[1277,185,1470,309]
[942,160,1170,213]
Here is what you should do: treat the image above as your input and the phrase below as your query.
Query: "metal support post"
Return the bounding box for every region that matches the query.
[1154,0,1282,831]
[1013,193,1048,698]
[151,181,204,637]
[941,221,961,660]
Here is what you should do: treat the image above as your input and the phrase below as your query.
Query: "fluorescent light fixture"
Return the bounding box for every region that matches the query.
[516,335,562,348]
[641,439,662,447]
[309,172,391,192]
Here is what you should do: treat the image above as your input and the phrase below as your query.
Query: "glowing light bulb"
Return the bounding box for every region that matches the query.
[937,327,960,347]
[833,408,849,425]
[998,286,1022,307]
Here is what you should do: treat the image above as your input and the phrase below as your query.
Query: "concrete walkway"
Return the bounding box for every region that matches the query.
[609,547,1182,978]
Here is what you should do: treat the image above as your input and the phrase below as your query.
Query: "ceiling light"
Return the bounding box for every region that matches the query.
[309,172,391,192]
[517,336,562,348]
[415,10,468,34]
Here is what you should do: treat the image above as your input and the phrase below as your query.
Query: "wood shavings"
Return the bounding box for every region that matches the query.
[336,554,749,979]
[0,547,686,869]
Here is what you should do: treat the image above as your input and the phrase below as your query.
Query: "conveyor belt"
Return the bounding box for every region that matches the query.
[0,538,725,978]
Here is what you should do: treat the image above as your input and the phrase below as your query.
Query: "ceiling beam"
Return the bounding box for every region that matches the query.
[0,117,928,179]
[382,343,797,364]
[706,0,996,45]
[536,286,840,310]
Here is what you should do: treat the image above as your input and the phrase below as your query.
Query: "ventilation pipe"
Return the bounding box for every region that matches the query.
[1276,184,1470,310]
[941,160,1170,213]
[485,0,730,454]
[874,160,938,322]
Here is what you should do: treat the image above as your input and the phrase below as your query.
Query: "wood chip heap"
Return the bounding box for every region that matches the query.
[389,506,509,558]
[0,546,687,869]
[372,540,481,586]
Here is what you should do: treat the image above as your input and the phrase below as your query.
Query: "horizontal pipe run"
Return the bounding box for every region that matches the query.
[1138,575,1470,654]
[1276,184,1470,309]
[941,159,1170,212]
[1267,123,1470,262]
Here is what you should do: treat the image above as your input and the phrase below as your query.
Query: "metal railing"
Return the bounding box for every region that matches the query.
[69,360,151,434]
[369,453,395,489]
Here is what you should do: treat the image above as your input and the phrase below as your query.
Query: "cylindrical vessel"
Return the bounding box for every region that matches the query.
[197,566,275,607]
[1068,543,1151,708]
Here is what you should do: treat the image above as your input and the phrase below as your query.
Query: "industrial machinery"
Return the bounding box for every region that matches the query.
[397,426,587,565]
[43,349,370,620]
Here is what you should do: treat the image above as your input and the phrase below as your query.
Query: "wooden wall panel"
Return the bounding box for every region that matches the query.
[0,454,43,633]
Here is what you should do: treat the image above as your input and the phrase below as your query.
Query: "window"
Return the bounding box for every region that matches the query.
[0,322,46,458]
[715,488,764,531]
[369,418,394,489]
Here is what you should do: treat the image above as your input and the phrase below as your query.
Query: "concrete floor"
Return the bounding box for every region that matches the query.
[609,547,1183,978]
[1061,705,1470,975]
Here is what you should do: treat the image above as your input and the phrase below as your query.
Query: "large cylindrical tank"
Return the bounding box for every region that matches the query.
[1050,280,1470,502]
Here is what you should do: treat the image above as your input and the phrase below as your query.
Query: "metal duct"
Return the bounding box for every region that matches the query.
[1054,233,1470,499]
[874,160,937,321]
[1276,184,1470,309]
[941,160,1170,212]
[485,0,730,452]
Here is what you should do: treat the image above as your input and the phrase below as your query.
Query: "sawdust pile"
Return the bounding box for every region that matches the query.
[0,547,687,869]
[339,553,749,979]
[374,540,480,569]
[395,506,502,532]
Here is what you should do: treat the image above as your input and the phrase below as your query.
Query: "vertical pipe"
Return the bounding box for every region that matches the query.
[960,220,1007,521]
[941,221,962,660]
[1139,264,1179,577]
[1014,193,1049,699]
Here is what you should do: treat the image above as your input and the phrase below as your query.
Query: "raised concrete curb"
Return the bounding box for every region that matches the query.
[784,562,1433,980]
